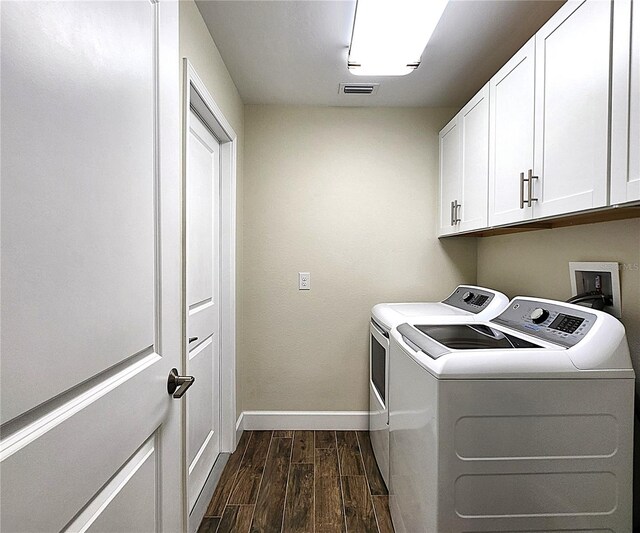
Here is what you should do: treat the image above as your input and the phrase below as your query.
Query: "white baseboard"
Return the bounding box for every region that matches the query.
[239,410,369,431]
[235,412,245,445]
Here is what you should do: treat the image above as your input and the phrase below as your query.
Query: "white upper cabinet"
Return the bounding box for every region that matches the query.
[533,0,611,217]
[488,38,535,226]
[611,0,640,204]
[438,83,491,236]
[438,116,461,236]
[440,0,634,236]
[459,84,490,232]
[629,0,640,201]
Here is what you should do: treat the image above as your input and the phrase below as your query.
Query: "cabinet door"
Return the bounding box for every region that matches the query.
[488,38,535,226]
[438,116,461,236]
[611,0,640,204]
[534,0,611,218]
[459,83,490,232]
[629,0,640,201]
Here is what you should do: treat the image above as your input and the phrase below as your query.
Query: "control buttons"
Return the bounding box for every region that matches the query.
[552,316,584,334]
[530,308,549,324]
[462,291,474,302]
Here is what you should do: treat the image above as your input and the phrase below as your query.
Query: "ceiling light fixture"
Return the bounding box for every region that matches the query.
[348,0,448,77]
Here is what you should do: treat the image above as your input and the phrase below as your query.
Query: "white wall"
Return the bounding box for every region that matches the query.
[179,0,245,417]
[241,105,477,412]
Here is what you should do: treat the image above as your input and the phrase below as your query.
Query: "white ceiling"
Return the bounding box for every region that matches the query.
[195,0,564,108]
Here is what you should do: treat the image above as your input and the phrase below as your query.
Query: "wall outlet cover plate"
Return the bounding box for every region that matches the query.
[298,272,310,290]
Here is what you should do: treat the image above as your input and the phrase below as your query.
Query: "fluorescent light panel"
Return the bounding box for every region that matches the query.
[348,0,448,76]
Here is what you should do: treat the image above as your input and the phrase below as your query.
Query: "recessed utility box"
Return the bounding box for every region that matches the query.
[569,262,621,318]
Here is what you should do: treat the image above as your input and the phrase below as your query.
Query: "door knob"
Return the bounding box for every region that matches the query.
[167,368,195,399]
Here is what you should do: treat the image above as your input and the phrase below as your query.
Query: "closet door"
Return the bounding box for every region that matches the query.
[459,83,489,233]
[438,116,461,236]
[185,110,221,514]
[488,38,535,226]
[533,0,611,217]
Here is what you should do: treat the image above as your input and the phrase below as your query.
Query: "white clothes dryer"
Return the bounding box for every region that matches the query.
[389,296,635,532]
[369,285,509,489]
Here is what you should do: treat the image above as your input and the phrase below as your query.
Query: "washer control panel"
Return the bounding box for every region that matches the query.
[493,299,597,348]
[442,286,495,314]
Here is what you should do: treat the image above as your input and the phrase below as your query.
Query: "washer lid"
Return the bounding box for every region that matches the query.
[397,323,545,360]
[372,302,464,331]
[371,286,509,331]
[414,324,542,350]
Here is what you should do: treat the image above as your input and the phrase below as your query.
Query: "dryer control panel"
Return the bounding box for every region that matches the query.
[493,299,597,348]
[442,286,496,314]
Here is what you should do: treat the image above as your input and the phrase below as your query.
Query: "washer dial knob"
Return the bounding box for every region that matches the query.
[531,308,549,324]
[462,291,474,302]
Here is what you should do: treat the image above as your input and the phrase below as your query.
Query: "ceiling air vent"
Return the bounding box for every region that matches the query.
[339,82,380,95]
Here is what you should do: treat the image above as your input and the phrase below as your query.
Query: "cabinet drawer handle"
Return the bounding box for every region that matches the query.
[451,200,456,226]
[454,201,461,223]
[527,169,538,204]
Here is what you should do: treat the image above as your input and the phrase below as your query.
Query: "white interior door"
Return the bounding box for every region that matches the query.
[0,1,182,532]
[185,109,221,513]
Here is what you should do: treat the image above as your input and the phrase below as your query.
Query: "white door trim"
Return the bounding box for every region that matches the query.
[182,59,237,524]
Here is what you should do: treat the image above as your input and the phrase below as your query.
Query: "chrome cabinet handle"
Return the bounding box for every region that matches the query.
[167,368,195,399]
[520,170,538,209]
[527,168,538,204]
[454,201,461,223]
[450,200,461,225]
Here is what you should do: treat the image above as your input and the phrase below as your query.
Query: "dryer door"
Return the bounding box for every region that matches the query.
[370,320,390,488]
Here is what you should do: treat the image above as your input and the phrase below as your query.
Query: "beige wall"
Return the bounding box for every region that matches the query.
[179,1,244,135]
[179,0,245,416]
[241,105,476,412]
[477,219,640,372]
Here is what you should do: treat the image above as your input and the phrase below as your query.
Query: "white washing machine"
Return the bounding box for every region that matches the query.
[369,285,509,489]
[389,296,635,533]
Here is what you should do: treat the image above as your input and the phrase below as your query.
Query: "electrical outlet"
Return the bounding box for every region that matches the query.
[298,272,310,290]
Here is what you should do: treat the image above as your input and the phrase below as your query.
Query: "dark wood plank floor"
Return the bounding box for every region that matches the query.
[199,430,393,533]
